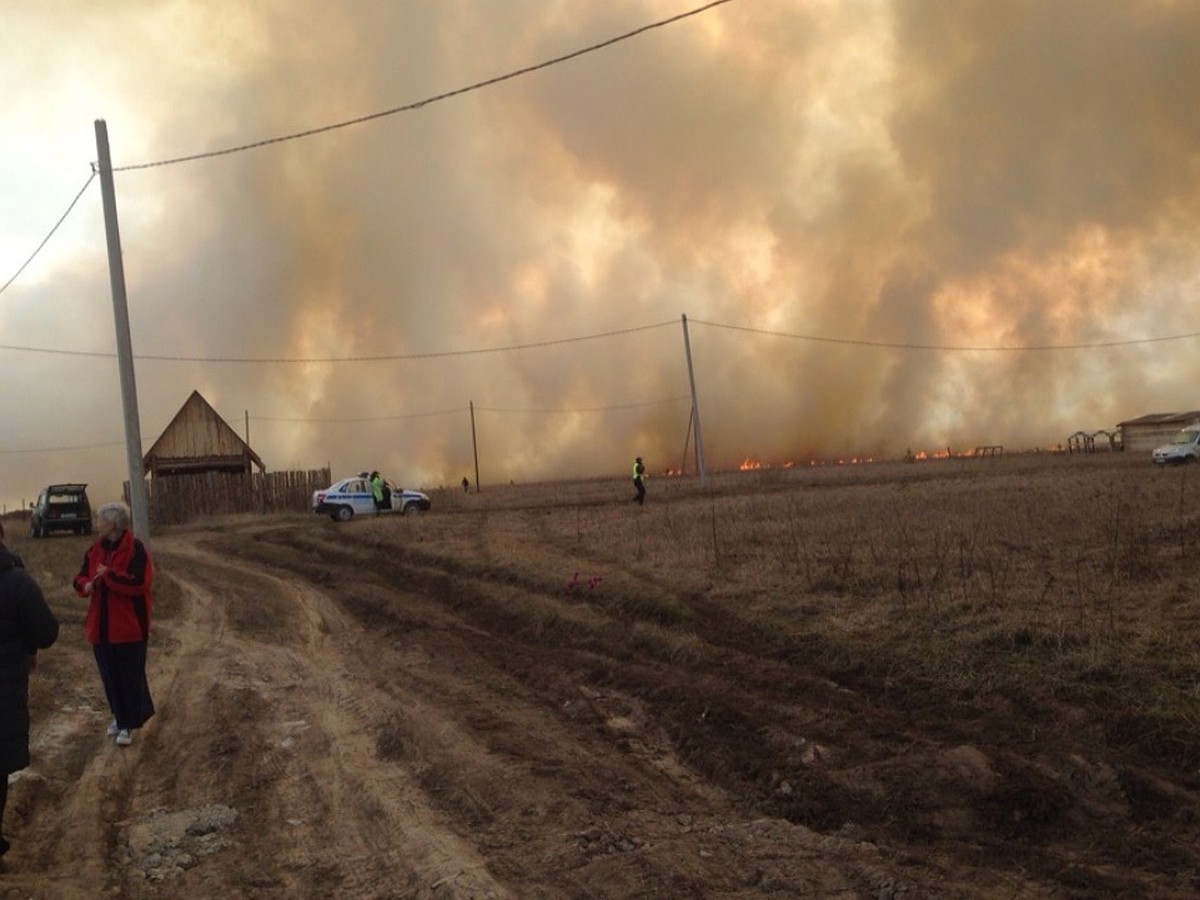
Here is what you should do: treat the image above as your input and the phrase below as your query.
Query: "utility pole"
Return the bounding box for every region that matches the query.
[469,401,481,493]
[95,119,150,541]
[680,314,707,486]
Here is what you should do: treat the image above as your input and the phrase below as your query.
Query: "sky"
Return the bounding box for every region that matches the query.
[3,0,1200,512]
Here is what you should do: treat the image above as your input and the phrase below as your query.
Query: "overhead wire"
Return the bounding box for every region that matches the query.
[2,396,688,453]
[475,396,690,414]
[250,407,463,423]
[0,170,97,298]
[689,317,1200,352]
[0,440,124,455]
[3,314,1195,363]
[0,320,677,362]
[3,2,734,295]
[245,394,689,424]
[112,0,737,172]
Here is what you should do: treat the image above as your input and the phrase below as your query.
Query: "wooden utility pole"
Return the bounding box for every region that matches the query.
[469,401,481,492]
[95,119,150,541]
[681,314,707,486]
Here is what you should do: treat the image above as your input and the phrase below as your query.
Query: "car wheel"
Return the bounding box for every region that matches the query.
[334,505,354,522]
[403,501,422,516]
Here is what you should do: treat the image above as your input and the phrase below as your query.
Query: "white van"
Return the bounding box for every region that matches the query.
[1151,424,1200,464]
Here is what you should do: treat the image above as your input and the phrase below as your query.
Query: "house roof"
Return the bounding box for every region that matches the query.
[1117,411,1200,428]
[142,390,265,474]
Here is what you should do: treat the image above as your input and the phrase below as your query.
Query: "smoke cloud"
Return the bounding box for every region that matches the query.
[3,0,1200,509]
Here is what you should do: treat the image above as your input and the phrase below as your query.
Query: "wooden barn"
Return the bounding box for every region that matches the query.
[1117,411,1200,454]
[137,390,327,526]
[143,390,264,477]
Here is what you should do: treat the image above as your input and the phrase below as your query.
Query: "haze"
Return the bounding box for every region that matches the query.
[3,0,1199,512]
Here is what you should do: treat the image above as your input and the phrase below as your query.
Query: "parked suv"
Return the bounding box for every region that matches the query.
[1152,425,1200,465]
[30,483,93,537]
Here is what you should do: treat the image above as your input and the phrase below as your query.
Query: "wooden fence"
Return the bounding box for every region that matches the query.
[137,468,331,527]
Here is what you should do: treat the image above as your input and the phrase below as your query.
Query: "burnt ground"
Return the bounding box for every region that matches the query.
[3,462,1200,898]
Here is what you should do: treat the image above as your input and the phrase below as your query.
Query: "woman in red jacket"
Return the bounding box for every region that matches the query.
[72,501,154,747]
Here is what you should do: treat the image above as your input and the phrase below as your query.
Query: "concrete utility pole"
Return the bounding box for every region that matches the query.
[95,119,150,541]
[680,314,707,486]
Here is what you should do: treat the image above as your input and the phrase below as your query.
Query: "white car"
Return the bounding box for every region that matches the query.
[312,473,432,521]
[1152,425,1200,465]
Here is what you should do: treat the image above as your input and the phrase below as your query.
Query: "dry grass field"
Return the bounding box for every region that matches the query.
[3,451,1200,897]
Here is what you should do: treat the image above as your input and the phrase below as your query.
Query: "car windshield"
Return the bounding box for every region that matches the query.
[1172,431,1200,445]
[48,493,83,504]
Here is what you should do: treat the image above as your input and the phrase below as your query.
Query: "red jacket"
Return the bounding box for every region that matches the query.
[73,529,153,645]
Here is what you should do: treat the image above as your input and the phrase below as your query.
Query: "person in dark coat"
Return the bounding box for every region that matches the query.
[72,502,154,748]
[0,520,59,858]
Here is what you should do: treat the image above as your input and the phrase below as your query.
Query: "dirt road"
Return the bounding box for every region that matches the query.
[4,472,1199,897]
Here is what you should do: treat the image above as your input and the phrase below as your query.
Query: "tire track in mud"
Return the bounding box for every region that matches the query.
[150,538,514,899]
[3,516,1063,899]
[226,522,969,899]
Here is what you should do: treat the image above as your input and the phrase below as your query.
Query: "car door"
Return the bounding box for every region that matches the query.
[344,478,374,516]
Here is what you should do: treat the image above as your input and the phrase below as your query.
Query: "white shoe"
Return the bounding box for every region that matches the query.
[106,720,119,737]
[115,729,132,747]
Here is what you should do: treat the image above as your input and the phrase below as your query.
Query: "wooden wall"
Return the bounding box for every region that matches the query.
[140,468,331,527]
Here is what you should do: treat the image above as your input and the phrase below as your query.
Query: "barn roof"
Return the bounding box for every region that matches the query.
[143,390,265,475]
[1117,411,1200,428]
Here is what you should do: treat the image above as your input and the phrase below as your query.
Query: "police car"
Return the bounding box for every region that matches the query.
[311,473,432,521]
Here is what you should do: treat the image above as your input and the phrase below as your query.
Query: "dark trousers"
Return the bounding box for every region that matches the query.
[0,773,8,853]
[633,478,645,505]
[94,642,155,730]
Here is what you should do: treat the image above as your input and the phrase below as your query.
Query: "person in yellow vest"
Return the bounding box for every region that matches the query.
[631,456,646,505]
[370,471,386,516]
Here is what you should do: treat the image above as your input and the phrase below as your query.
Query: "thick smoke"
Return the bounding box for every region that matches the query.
[3,0,1200,510]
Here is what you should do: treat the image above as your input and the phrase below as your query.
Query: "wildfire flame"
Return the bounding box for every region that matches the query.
[737,456,871,471]
[908,449,953,462]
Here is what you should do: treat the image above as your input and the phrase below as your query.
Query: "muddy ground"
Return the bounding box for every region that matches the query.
[2,456,1199,898]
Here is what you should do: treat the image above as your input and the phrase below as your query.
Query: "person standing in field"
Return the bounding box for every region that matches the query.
[370,471,386,516]
[72,502,154,748]
[0,521,59,859]
[632,456,646,506]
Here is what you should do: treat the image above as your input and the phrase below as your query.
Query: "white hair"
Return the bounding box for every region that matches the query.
[96,501,131,531]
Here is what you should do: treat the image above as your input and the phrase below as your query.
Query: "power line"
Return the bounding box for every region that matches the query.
[250,407,463,423]
[3,313,1195,363]
[476,397,690,414]
[246,395,689,423]
[1,395,688,454]
[0,440,124,455]
[0,170,97,298]
[113,0,737,172]
[0,320,677,363]
[3,3,733,296]
[690,317,1200,351]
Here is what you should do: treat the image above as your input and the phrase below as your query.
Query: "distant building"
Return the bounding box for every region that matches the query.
[1117,411,1200,454]
[143,390,265,478]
